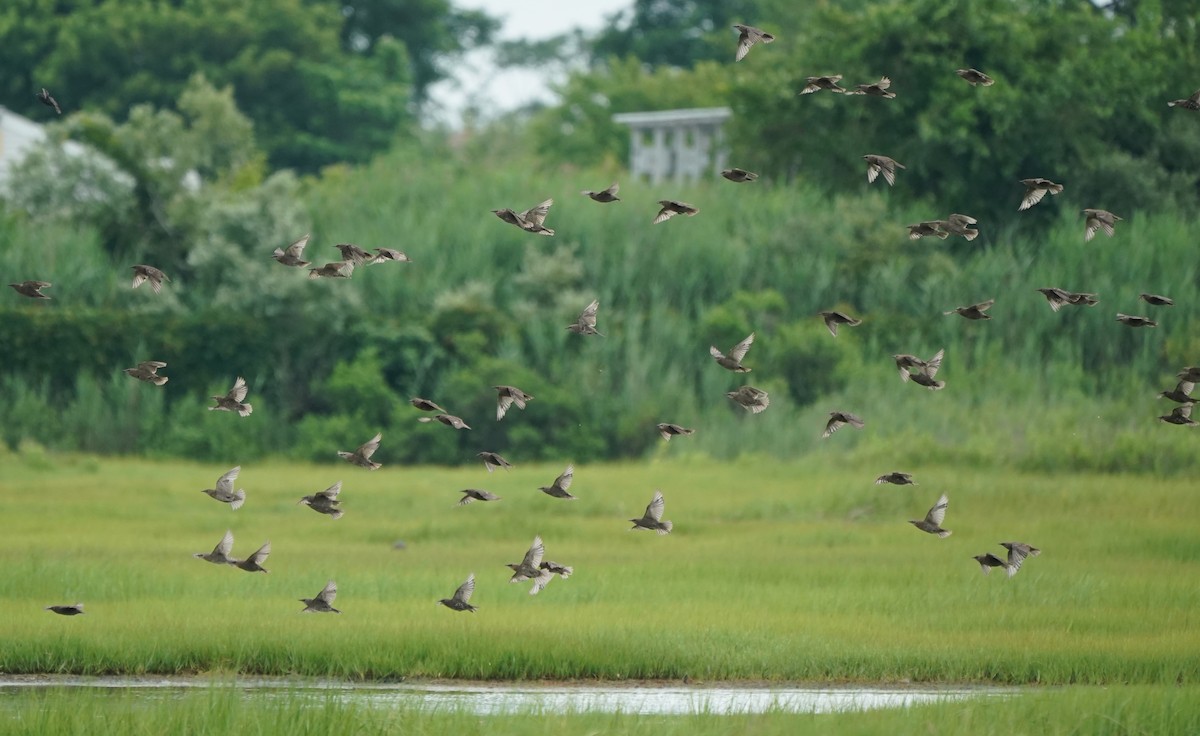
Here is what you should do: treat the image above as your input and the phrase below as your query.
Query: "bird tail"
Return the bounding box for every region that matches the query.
[230,490,246,511]
[657,521,674,535]
[239,403,253,417]
[153,376,168,386]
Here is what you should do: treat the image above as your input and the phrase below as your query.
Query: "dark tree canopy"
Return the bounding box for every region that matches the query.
[590,0,762,68]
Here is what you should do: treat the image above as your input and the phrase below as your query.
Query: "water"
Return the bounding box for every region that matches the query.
[0,676,1008,715]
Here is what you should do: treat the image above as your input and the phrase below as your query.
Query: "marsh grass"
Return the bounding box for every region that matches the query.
[1,456,1197,683]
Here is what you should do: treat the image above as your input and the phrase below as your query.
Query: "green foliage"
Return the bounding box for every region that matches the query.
[590,0,763,68]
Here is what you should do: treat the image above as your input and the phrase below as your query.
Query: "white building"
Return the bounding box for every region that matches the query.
[612,107,732,185]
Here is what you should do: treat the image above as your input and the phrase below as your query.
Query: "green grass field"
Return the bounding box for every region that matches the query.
[1,451,1196,684]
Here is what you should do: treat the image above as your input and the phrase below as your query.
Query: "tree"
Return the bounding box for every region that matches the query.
[590,0,762,68]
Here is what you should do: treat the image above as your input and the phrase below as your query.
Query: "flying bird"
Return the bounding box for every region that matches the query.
[1158,404,1197,426]
[124,360,168,386]
[1157,381,1196,404]
[307,261,355,280]
[893,350,942,383]
[1116,313,1157,328]
[727,385,770,413]
[1167,88,1200,110]
[906,221,949,240]
[300,581,340,613]
[493,199,554,235]
[710,332,755,372]
[1083,209,1121,241]
[539,464,576,500]
[733,23,775,62]
[370,248,411,264]
[194,529,236,565]
[273,235,311,267]
[630,490,673,534]
[972,553,1007,575]
[657,423,695,441]
[298,481,344,518]
[233,541,271,573]
[850,77,896,98]
[823,411,865,438]
[477,451,513,473]
[46,603,84,616]
[955,68,995,86]
[438,574,477,612]
[409,397,446,413]
[945,299,995,320]
[800,75,846,94]
[652,200,699,224]
[1018,178,1064,211]
[909,349,946,390]
[721,168,759,183]
[202,467,246,510]
[417,413,471,429]
[494,385,533,421]
[130,265,169,293]
[9,281,51,299]
[458,489,501,505]
[332,243,372,265]
[507,536,553,595]
[567,299,603,335]
[337,432,382,470]
[942,213,979,240]
[210,376,253,416]
[37,87,61,114]
[582,183,620,203]
[1000,541,1041,578]
[1139,293,1174,307]
[539,561,573,578]
[818,310,862,337]
[909,493,951,537]
[863,154,905,186]
[875,471,916,486]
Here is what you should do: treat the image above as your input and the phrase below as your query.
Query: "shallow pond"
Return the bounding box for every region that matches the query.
[0,676,1010,715]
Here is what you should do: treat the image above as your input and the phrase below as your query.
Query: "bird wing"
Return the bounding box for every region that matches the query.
[358,433,382,460]
[925,494,949,526]
[823,314,839,338]
[709,345,726,361]
[213,529,234,557]
[138,360,167,371]
[728,333,755,363]
[496,393,514,421]
[845,412,865,428]
[646,490,665,522]
[578,300,599,327]
[216,466,240,495]
[823,416,845,438]
[1019,185,1047,211]
[556,464,575,492]
[734,30,754,62]
[249,542,271,565]
[520,199,553,227]
[454,574,476,603]
[974,299,996,312]
[652,205,678,224]
[1177,381,1195,396]
[603,182,619,196]
[286,235,310,257]
[924,349,945,379]
[522,536,545,569]
[1176,404,1194,419]
[318,481,343,501]
[228,377,249,403]
[318,580,338,605]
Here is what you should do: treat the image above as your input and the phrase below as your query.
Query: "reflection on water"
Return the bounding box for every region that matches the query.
[0,676,1010,715]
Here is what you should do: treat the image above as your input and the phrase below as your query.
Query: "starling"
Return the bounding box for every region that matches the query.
[539,464,576,500]
[893,349,942,383]
[1159,404,1197,426]
[800,75,846,94]
[130,265,169,293]
[906,221,948,240]
[300,581,340,613]
[733,23,775,62]
[273,235,311,267]
[657,423,695,441]
[1178,367,1200,382]
[863,154,905,186]
[1116,313,1157,328]
[582,183,620,203]
[721,168,759,183]
[1000,541,1041,577]
[46,603,84,616]
[909,350,946,390]
[410,397,446,413]
[307,261,355,280]
[1083,209,1121,241]
[630,490,673,534]
[338,432,382,470]
[438,574,477,612]
[9,281,51,299]
[494,385,533,421]
[194,529,236,565]
[333,243,372,265]
[909,493,951,537]
[972,553,1007,575]
[233,541,271,573]
[1167,89,1200,110]
[507,536,554,594]
[945,299,995,320]
[202,467,246,510]
[298,481,344,519]
[567,299,603,335]
[1067,292,1100,307]
[458,488,501,505]
[37,87,61,114]
[942,213,979,240]
[1158,380,1196,404]
[818,310,862,337]
[477,451,513,472]
[955,68,995,86]
[417,413,471,430]
[710,332,755,372]
[1018,178,1064,211]
[849,77,896,98]
[652,200,699,224]
[727,385,769,414]
[209,376,253,417]
[875,471,916,486]
[823,411,865,438]
[370,248,411,264]
[1139,293,1174,307]
[493,199,554,235]
[540,560,573,578]
[1036,287,1073,312]
[124,360,168,386]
